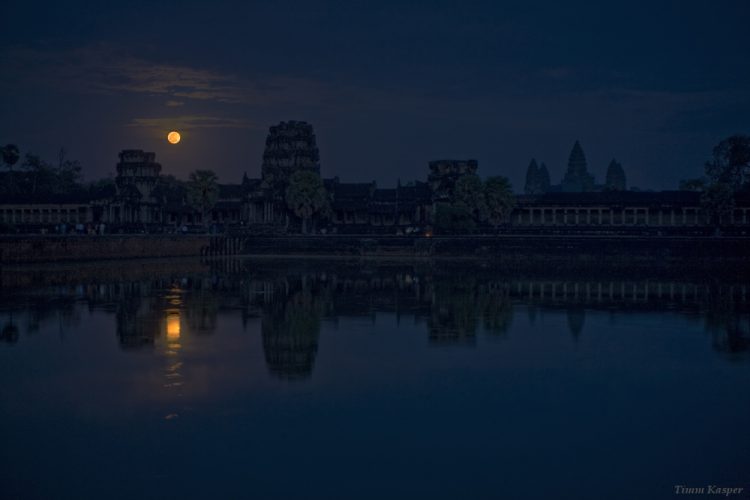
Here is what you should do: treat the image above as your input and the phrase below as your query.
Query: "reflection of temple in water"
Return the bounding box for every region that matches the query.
[566,308,586,339]
[115,285,163,349]
[261,288,321,381]
[428,281,479,345]
[2,263,749,377]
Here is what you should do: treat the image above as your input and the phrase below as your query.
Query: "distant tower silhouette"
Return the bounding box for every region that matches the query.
[524,159,540,194]
[605,159,627,191]
[538,162,551,193]
[524,159,551,194]
[561,141,595,192]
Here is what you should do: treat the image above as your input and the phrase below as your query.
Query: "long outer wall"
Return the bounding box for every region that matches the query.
[0,235,210,263]
[2,234,750,265]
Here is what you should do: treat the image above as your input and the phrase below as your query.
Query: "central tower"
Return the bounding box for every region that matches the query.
[261,120,320,195]
[561,140,595,192]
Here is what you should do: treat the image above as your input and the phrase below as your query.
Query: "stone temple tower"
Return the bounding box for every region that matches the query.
[561,140,595,192]
[261,121,320,194]
[114,149,162,223]
[115,149,161,200]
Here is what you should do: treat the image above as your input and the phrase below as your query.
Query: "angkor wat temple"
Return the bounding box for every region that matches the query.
[1,120,749,234]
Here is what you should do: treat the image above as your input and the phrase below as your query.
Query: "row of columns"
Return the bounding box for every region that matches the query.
[0,207,90,225]
[514,207,750,226]
[202,237,244,257]
[510,281,747,303]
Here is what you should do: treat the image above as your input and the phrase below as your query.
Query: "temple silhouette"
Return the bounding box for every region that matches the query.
[1,120,749,234]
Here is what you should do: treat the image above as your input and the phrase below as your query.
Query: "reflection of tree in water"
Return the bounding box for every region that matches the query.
[428,278,514,344]
[116,284,161,350]
[21,297,71,334]
[480,284,514,336]
[1,317,19,344]
[182,283,219,335]
[429,278,478,345]
[704,284,750,359]
[262,285,322,381]
[1,295,80,344]
[566,307,586,340]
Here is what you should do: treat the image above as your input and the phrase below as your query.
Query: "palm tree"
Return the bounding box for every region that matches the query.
[484,176,515,230]
[455,173,487,220]
[1,144,20,170]
[1,144,20,193]
[187,170,219,229]
[285,170,329,234]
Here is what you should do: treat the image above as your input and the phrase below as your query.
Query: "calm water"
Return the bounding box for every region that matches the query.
[1,258,749,500]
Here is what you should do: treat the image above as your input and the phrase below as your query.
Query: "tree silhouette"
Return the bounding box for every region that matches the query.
[285,170,329,234]
[1,144,19,169]
[455,173,486,220]
[705,134,750,192]
[1,144,20,194]
[54,148,83,194]
[682,135,750,228]
[484,176,515,228]
[22,153,55,196]
[187,169,219,228]
[434,202,476,234]
[701,182,735,226]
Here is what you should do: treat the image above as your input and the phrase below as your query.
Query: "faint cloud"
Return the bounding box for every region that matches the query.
[0,43,326,106]
[127,115,258,130]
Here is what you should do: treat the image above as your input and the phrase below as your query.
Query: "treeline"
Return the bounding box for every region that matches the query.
[434,175,515,234]
[0,144,107,200]
[679,134,750,224]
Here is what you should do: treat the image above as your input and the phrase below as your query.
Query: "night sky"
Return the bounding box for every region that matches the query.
[1,0,748,191]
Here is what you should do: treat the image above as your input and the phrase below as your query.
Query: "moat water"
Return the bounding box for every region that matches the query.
[1,258,749,499]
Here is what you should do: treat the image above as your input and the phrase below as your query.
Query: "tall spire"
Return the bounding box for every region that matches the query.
[538,162,551,193]
[561,140,594,192]
[605,158,626,191]
[524,159,539,194]
[567,140,587,177]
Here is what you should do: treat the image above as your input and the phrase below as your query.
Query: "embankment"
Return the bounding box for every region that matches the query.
[1,234,750,267]
[0,235,209,263]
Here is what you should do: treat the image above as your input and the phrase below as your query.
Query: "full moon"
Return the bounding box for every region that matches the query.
[167,131,181,144]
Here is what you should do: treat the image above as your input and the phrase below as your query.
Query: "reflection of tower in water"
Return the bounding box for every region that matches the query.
[261,289,321,381]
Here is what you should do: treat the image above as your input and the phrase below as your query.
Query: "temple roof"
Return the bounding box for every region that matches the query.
[332,182,375,199]
[218,184,244,199]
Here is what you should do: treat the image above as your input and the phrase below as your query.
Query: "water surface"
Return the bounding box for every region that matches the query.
[1,258,749,499]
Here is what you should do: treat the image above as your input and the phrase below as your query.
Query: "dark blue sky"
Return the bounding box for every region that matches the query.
[1,0,748,190]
